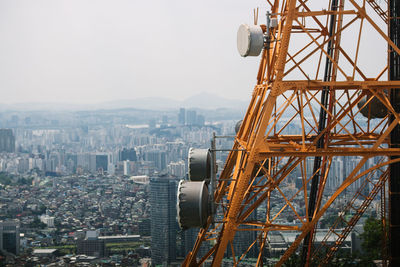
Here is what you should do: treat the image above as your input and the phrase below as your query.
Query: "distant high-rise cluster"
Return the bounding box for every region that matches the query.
[178,108,205,126]
[0,129,15,153]
[0,107,242,265]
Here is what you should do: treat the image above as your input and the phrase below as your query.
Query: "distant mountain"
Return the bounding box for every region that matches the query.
[99,97,181,110]
[1,92,248,111]
[0,102,86,111]
[182,92,248,109]
[99,93,248,110]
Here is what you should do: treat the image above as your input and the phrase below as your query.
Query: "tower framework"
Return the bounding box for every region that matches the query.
[183,0,400,266]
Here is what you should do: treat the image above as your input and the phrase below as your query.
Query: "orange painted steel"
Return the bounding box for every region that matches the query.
[313,166,388,265]
[182,0,399,266]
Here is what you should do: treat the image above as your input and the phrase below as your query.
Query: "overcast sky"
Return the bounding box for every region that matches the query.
[0,0,269,104]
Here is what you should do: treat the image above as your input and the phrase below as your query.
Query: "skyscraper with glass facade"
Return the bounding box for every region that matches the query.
[150,176,178,265]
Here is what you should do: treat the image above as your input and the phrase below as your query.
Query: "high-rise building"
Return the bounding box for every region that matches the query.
[326,158,344,191]
[196,114,205,126]
[150,176,178,265]
[178,108,186,125]
[77,153,90,172]
[119,148,137,162]
[89,154,97,173]
[167,160,186,178]
[0,220,20,255]
[96,154,108,172]
[232,200,258,258]
[186,110,197,126]
[179,228,199,258]
[123,160,131,176]
[0,129,15,153]
[144,150,166,171]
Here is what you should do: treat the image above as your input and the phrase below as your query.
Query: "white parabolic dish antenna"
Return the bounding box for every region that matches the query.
[237,24,264,57]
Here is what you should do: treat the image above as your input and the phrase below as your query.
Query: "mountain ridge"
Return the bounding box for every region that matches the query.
[0,92,249,111]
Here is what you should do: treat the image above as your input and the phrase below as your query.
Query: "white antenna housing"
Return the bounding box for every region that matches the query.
[237,24,264,57]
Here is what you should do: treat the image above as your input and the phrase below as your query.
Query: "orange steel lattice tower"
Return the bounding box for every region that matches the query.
[181,0,400,266]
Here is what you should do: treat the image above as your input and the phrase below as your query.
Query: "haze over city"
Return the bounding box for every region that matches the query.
[0,0,272,105]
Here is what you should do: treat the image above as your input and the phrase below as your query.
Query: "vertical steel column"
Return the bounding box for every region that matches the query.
[301,0,338,265]
[389,0,400,266]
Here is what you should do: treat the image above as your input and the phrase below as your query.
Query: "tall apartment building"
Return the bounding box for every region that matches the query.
[95,154,108,172]
[144,150,167,171]
[186,110,197,126]
[178,108,186,125]
[0,129,15,153]
[150,176,178,265]
[119,148,137,161]
[232,199,258,258]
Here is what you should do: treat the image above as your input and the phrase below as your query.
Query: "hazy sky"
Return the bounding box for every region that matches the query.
[0,0,268,104]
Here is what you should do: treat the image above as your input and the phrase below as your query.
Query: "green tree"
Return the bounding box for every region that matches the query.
[283,252,301,267]
[30,216,46,229]
[360,217,383,260]
[0,172,12,185]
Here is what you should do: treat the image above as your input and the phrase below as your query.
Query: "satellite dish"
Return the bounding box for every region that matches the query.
[177,180,210,229]
[235,120,243,134]
[357,93,387,119]
[188,148,211,182]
